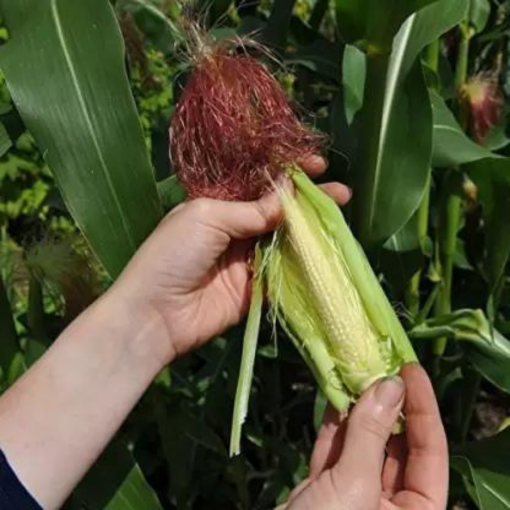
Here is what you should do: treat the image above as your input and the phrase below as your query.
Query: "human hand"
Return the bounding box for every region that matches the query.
[280,364,448,510]
[112,157,351,365]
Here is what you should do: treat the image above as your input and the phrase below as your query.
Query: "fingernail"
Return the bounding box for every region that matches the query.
[375,376,404,408]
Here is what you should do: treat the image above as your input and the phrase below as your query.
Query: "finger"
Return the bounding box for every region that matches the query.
[392,364,448,509]
[382,433,407,497]
[189,189,284,239]
[286,478,312,505]
[309,404,348,478]
[333,377,405,483]
[298,155,327,177]
[319,182,352,206]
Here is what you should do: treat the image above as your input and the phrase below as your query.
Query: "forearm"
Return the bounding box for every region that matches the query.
[0,288,169,509]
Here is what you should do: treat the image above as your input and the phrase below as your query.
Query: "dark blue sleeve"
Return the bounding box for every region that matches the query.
[0,449,42,509]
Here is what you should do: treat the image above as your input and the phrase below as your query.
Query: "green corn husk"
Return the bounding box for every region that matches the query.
[263,168,417,410]
[230,168,417,455]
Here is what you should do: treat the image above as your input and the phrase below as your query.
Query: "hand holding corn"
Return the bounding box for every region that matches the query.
[279,364,448,510]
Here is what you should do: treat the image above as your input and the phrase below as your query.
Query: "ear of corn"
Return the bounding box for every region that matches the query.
[263,168,417,407]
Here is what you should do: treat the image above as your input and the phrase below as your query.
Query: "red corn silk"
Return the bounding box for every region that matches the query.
[461,73,503,144]
[169,48,323,201]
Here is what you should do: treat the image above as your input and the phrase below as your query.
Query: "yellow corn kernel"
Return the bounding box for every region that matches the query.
[280,187,387,394]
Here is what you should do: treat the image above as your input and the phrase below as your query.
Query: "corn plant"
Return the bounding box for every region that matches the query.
[1,0,510,508]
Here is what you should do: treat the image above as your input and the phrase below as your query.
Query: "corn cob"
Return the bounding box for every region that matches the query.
[264,168,417,408]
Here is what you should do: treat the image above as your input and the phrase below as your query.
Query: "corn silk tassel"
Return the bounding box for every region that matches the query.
[169,30,417,456]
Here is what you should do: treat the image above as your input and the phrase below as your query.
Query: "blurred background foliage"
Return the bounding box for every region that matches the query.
[1,0,510,508]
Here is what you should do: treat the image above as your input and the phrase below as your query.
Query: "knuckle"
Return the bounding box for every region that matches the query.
[353,411,392,442]
[190,197,215,217]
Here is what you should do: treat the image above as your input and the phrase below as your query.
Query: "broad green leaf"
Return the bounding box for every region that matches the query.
[342,45,365,124]
[452,428,510,510]
[468,0,491,33]
[450,456,481,507]
[230,247,263,456]
[410,309,510,392]
[0,119,11,156]
[349,0,465,247]
[335,0,439,53]
[396,0,468,80]
[0,0,163,278]
[71,439,163,510]
[353,60,432,248]
[466,158,510,294]
[431,91,494,167]
[484,122,510,151]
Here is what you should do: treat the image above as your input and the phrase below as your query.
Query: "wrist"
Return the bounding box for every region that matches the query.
[98,283,177,370]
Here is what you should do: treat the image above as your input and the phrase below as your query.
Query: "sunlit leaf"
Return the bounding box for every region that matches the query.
[352,60,432,248]
[397,0,468,79]
[0,0,163,278]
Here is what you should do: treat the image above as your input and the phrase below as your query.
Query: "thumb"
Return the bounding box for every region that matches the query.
[334,376,405,482]
[201,188,285,240]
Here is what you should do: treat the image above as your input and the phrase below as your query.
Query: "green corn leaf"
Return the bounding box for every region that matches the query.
[397,0,468,80]
[342,45,366,125]
[466,158,510,297]
[431,91,495,167]
[349,0,468,248]
[451,428,510,510]
[352,59,432,248]
[230,247,263,457]
[0,0,163,278]
[410,309,510,393]
[335,0,439,53]
[468,0,491,33]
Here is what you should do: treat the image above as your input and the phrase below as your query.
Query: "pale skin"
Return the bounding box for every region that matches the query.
[0,156,448,510]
